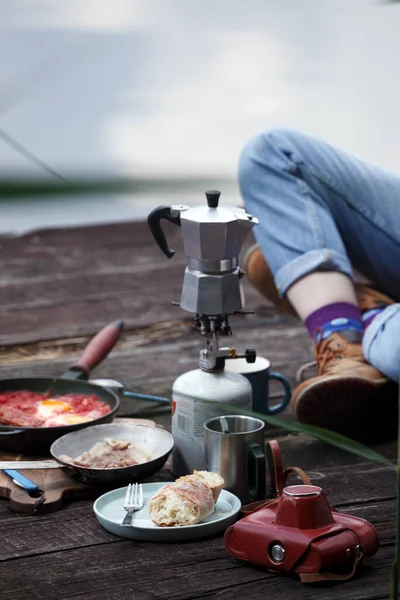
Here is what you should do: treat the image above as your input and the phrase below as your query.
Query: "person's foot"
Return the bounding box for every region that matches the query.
[243,244,398,442]
[291,330,398,442]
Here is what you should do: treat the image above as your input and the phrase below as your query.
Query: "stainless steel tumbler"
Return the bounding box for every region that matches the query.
[203,415,266,503]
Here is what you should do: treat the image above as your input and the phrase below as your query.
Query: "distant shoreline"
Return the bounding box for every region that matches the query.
[0,180,241,234]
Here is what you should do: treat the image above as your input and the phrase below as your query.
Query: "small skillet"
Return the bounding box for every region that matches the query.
[0,321,123,454]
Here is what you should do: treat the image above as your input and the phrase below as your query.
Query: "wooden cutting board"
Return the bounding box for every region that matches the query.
[0,418,157,515]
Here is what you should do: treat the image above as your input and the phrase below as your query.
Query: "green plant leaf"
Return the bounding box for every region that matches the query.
[389,380,400,599]
[225,405,394,467]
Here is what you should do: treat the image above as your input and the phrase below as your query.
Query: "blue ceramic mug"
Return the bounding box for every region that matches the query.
[225,356,291,415]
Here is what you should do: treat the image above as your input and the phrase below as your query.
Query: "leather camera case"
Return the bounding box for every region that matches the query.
[224,441,379,583]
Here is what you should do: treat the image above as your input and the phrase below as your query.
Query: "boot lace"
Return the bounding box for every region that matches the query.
[296,328,345,382]
[315,331,346,375]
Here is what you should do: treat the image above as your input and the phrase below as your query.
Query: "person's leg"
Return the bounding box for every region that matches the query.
[239,128,400,441]
[286,271,358,320]
[363,305,400,381]
[239,128,400,301]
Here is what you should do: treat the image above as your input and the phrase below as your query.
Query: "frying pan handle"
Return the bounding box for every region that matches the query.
[66,320,124,380]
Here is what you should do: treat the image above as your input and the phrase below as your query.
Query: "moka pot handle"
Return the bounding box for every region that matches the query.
[147,205,182,258]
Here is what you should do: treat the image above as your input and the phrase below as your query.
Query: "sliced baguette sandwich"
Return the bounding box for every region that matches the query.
[175,470,224,503]
[149,470,225,527]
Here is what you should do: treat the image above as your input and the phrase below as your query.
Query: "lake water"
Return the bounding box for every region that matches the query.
[1,0,400,233]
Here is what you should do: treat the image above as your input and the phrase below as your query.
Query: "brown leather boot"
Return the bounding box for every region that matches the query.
[243,244,296,315]
[244,244,398,442]
[290,330,398,442]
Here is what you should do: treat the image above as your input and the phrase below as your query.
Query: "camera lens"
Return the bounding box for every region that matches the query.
[270,543,286,563]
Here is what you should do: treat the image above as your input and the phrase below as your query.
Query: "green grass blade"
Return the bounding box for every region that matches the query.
[225,405,394,467]
[389,379,400,599]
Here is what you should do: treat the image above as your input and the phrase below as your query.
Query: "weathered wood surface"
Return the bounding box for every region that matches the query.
[0,220,397,600]
[0,221,303,344]
[0,220,310,422]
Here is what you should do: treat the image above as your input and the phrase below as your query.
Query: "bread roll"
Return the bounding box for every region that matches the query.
[176,470,224,503]
[149,480,214,527]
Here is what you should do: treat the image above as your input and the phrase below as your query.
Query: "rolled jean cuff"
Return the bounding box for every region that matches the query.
[362,303,400,382]
[274,248,354,297]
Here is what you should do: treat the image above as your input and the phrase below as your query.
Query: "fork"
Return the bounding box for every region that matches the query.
[122,483,144,526]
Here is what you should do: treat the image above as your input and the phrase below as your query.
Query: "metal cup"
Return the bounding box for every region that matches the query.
[224,356,291,415]
[203,415,266,503]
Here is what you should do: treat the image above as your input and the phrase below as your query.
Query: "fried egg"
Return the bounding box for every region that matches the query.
[36,399,71,419]
[46,414,90,426]
[36,399,93,426]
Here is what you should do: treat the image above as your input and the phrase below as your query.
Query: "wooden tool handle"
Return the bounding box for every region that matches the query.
[0,469,100,514]
[67,320,124,378]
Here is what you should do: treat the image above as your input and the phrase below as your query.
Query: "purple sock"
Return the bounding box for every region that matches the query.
[305,302,363,340]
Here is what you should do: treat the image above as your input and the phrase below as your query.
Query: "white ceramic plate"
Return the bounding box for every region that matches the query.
[93,482,241,542]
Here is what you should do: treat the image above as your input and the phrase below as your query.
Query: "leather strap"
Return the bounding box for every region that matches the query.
[283,466,313,487]
[299,548,363,583]
[240,497,278,516]
[266,440,284,496]
[240,441,313,516]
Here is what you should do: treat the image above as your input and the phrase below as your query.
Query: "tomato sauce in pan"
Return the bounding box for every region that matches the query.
[0,390,110,428]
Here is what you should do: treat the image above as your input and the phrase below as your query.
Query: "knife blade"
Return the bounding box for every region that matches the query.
[0,460,59,469]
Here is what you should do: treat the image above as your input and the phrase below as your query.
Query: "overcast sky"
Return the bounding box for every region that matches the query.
[0,0,399,180]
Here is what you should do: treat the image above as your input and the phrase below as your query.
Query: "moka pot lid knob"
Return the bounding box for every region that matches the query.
[205,190,221,208]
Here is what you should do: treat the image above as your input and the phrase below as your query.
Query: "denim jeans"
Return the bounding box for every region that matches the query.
[238,128,400,382]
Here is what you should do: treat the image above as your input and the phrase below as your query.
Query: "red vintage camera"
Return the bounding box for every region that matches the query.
[224,441,379,584]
